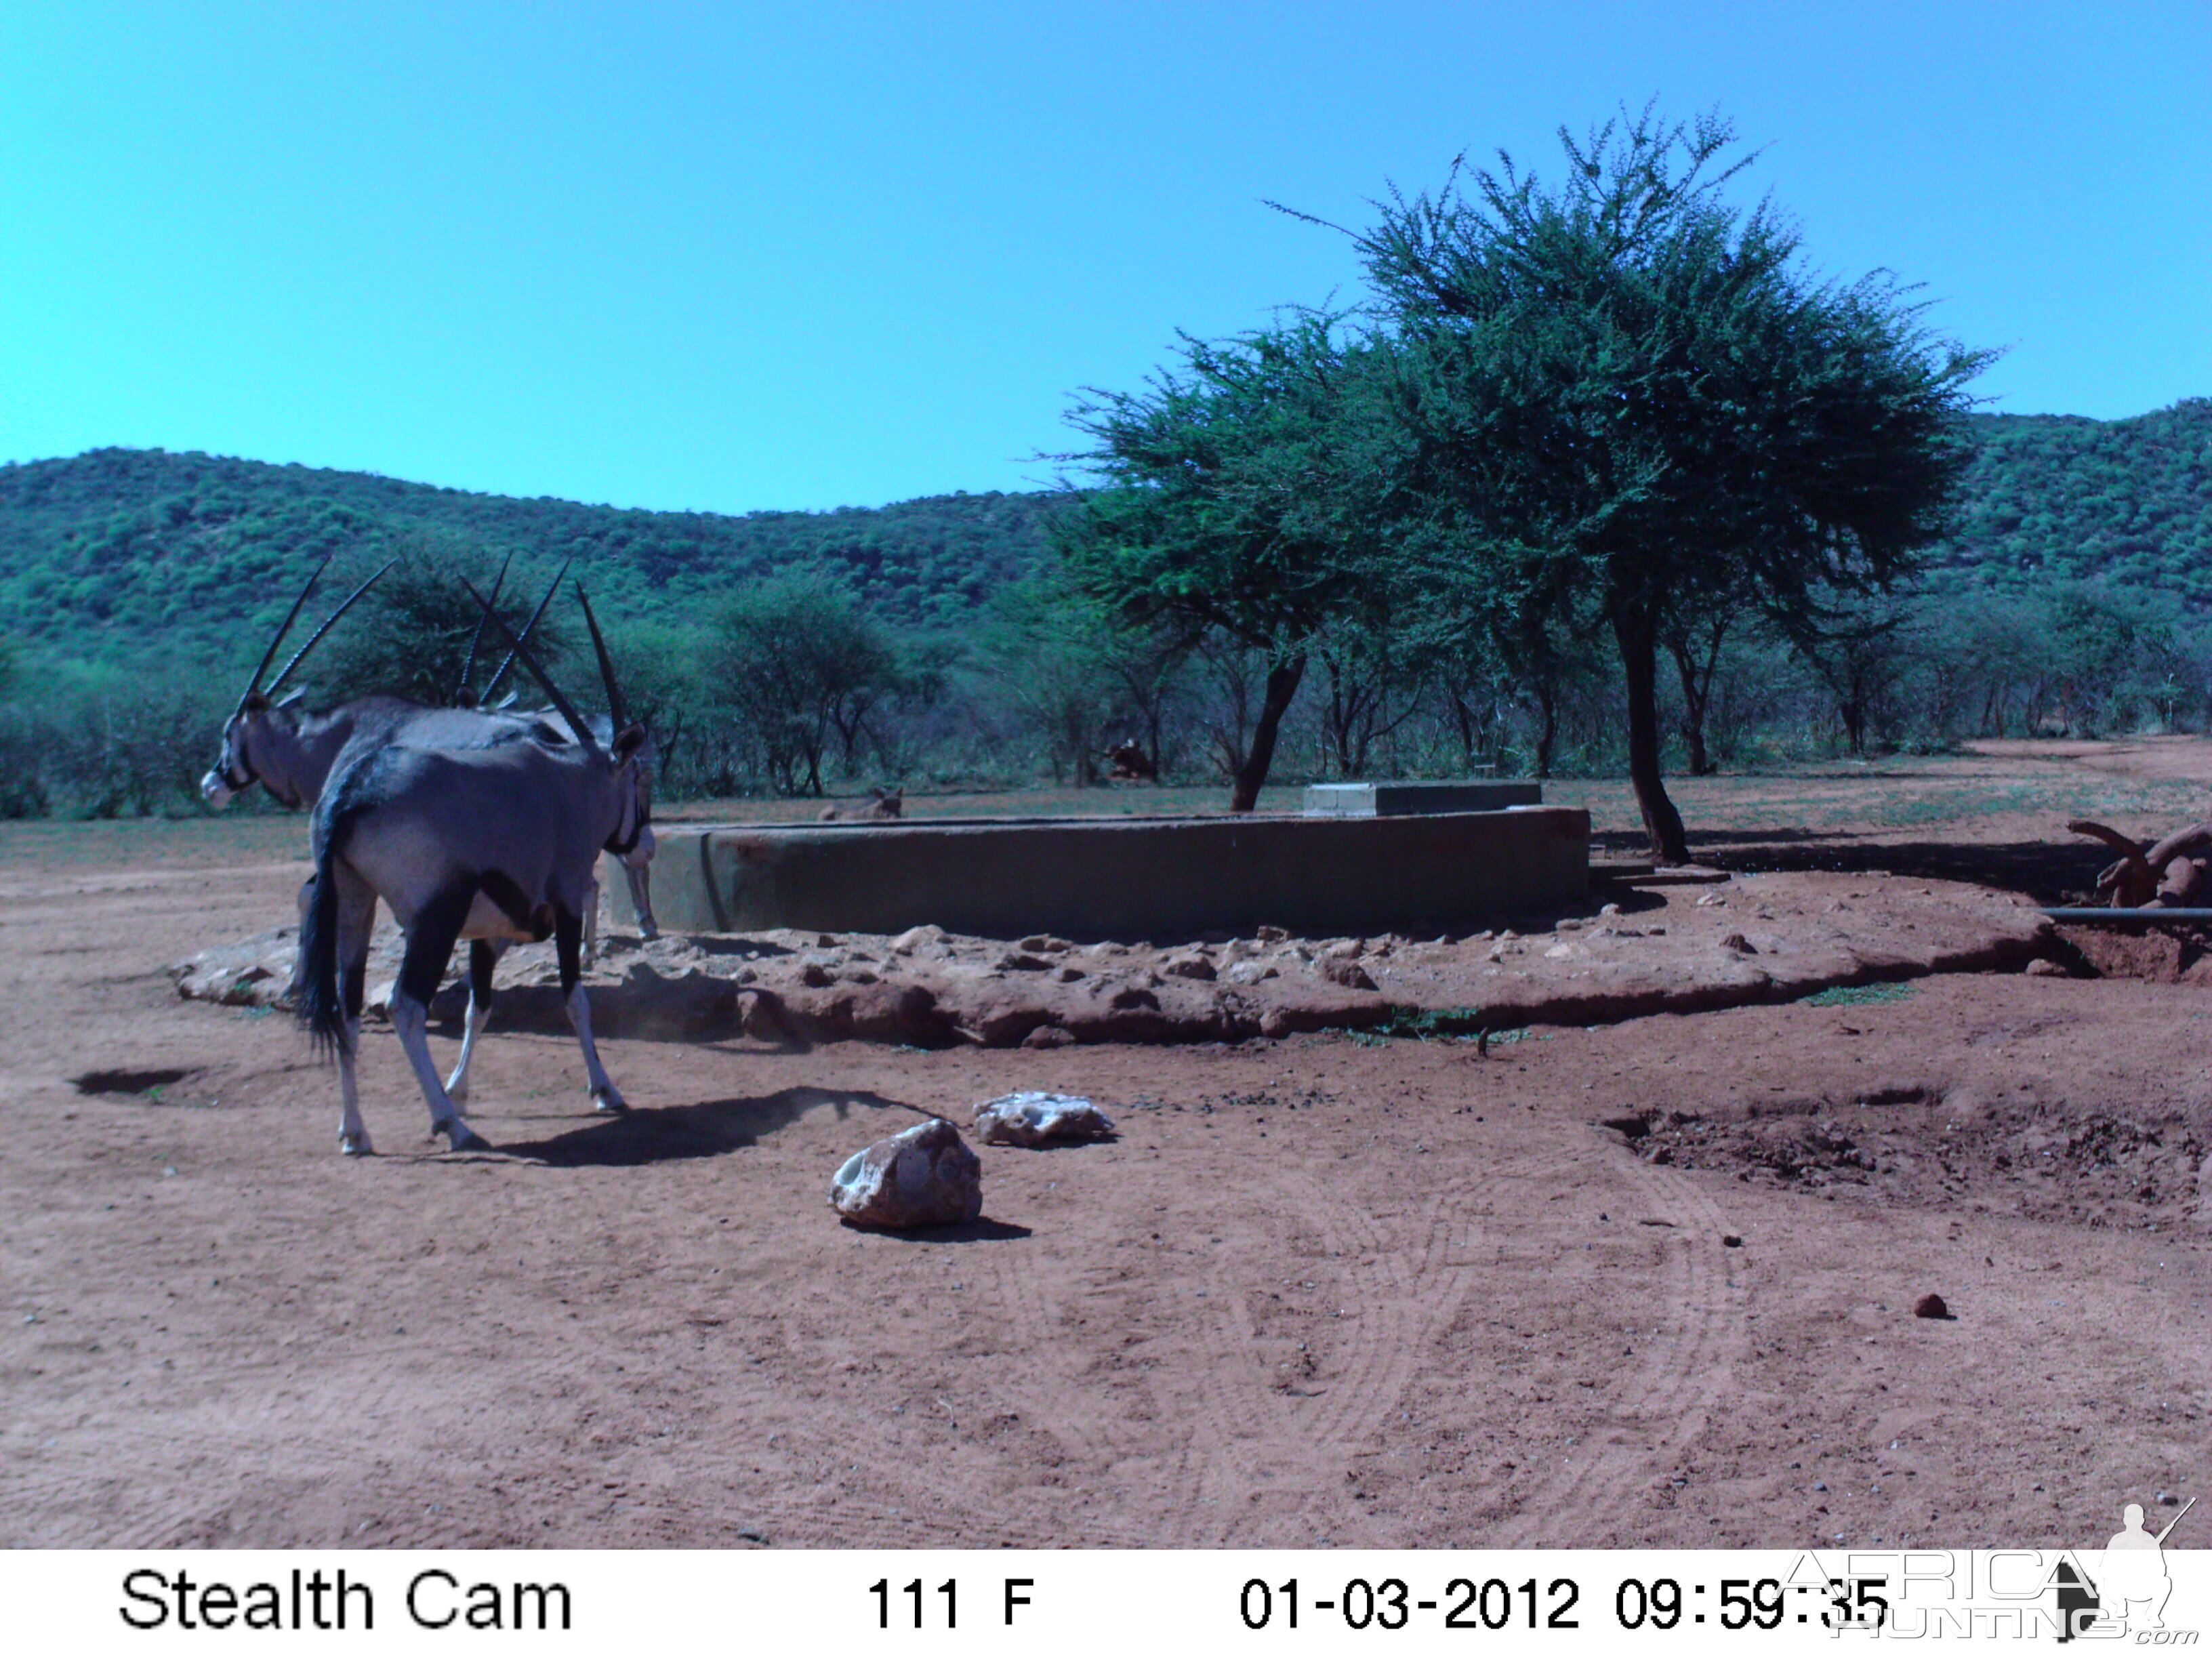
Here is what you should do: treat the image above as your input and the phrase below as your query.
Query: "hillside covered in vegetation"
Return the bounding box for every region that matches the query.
[1927,399,2212,602]
[3,401,2209,674]
[0,447,1064,670]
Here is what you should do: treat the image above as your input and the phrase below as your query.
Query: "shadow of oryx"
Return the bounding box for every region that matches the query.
[501,1085,920,1167]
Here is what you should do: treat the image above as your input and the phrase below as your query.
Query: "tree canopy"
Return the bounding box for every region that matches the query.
[1337,105,1991,857]
[1052,315,1412,808]
[705,568,911,796]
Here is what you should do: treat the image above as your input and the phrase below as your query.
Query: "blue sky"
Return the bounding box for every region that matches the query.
[3,1,2206,514]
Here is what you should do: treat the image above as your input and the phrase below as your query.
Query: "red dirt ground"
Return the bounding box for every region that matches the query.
[3,743,2207,1550]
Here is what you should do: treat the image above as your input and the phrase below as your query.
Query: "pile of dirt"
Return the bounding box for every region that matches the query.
[2055,923,2212,983]
[1612,1088,2210,1233]
[170,869,2057,1046]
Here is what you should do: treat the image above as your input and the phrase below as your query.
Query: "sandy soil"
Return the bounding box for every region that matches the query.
[3,744,2208,1550]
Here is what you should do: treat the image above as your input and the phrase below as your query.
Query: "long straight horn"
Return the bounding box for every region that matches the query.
[459,577,599,756]
[237,553,334,711]
[573,582,628,730]
[480,556,572,703]
[455,550,512,703]
[265,558,399,698]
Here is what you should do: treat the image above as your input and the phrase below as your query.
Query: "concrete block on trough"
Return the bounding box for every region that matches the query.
[1303,779,1543,816]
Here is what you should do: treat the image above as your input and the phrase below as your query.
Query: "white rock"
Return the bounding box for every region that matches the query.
[830,1119,983,1229]
[972,1092,1116,1147]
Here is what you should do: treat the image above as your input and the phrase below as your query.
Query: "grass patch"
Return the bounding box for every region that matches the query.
[1340,1009,1539,1044]
[1800,981,1917,1008]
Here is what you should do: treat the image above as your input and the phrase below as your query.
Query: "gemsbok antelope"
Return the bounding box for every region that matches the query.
[295,586,651,1154]
[208,557,663,955]
[201,561,659,1111]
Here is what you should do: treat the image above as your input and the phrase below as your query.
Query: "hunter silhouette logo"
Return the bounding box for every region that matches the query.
[2057,1495,2197,1641]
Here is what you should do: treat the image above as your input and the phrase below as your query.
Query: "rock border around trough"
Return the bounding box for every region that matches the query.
[172,871,2056,1049]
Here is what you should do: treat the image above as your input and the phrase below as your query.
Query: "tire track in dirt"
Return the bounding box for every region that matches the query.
[1171,1144,1547,1544]
[5,1417,363,1548]
[685,1246,1172,1550]
[1490,1151,1750,1547]
[953,1214,1225,1547]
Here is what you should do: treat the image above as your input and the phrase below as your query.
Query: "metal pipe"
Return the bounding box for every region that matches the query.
[2041,907,2212,925]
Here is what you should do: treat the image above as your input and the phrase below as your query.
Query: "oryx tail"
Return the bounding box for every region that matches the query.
[296,798,363,1059]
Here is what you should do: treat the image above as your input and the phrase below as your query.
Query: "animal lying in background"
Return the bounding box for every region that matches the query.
[820,786,903,821]
[1103,739,1157,781]
[295,589,651,1155]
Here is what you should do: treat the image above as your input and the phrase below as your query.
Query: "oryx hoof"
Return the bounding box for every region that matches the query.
[340,1132,375,1157]
[443,1081,470,1107]
[592,1088,629,1115]
[443,1121,493,1153]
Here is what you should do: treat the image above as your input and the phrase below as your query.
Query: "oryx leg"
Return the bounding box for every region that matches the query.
[582,877,600,964]
[390,882,493,1153]
[556,908,626,1113]
[442,939,499,1105]
[288,875,316,1002]
[332,872,378,1157]
[623,857,658,942]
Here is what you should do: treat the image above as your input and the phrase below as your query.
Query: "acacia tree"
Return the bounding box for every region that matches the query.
[312,537,571,707]
[707,569,906,796]
[1333,106,1989,859]
[1053,316,1408,811]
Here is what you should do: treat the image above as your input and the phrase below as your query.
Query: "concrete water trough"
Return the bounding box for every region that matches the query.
[608,804,1590,941]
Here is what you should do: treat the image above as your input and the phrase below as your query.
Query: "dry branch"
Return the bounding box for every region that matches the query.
[2068,818,2212,907]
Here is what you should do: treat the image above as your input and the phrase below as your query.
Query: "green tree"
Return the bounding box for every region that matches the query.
[1336,105,1990,858]
[977,576,1191,786]
[977,577,1118,785]
[1788,590,1922,755]
[311,539,569,708]
[707,569,906,796]
[1054,316,1408,811]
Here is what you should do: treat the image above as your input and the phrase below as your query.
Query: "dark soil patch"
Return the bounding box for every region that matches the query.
[1616,1091,2209,1233]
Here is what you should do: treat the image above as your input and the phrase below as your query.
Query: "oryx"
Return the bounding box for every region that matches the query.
[201,560,659,1109]
[435,587,661,1109]
[199,554,400,812]
[295,589,651,1155]
[201,554,573,815]
[200,556,661,942]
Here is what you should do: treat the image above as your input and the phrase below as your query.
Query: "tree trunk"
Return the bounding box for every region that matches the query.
[1229,655,1306,813]
[1449,686,1486,773]
[1668,627,1722,776]
[1614,602,1689,862]
[1533,679,1558,779]
[1839,664,1868,756]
